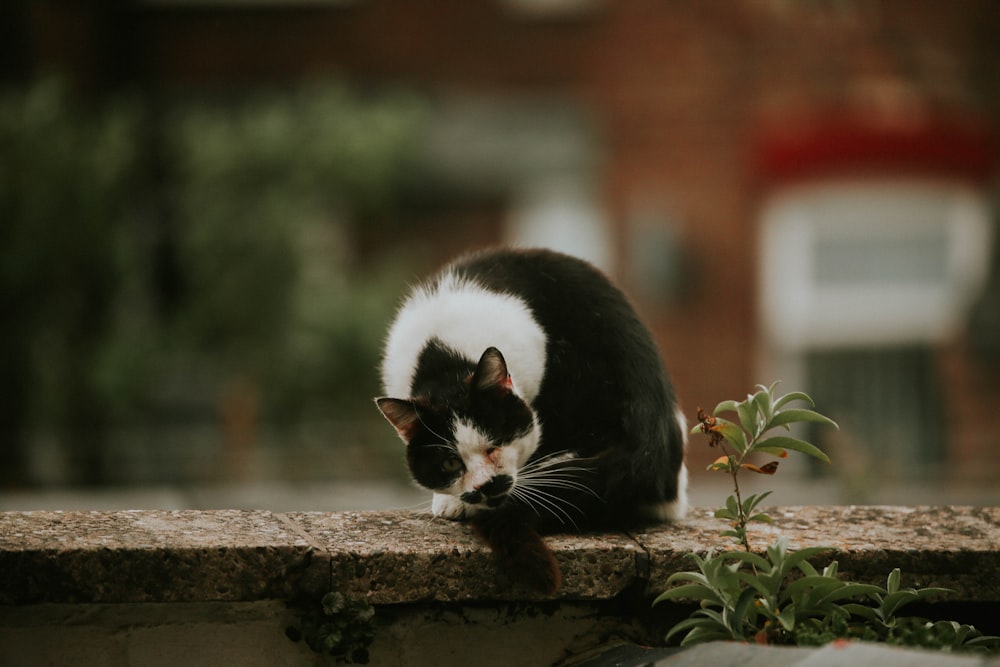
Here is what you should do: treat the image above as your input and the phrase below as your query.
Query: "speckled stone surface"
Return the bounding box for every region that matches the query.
[0,510,326,604]
[288,511,643,603]
[1,506,997,606]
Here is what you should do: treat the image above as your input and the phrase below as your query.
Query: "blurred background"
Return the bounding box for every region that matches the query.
[2,0,999,512]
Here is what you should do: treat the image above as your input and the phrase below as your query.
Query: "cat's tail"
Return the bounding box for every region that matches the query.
[473,510,561,595]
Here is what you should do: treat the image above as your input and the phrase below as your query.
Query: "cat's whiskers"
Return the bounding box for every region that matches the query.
[504,455,605,528]
[392,497,435,514]
[516,457,603,502]
[507,484,581,530]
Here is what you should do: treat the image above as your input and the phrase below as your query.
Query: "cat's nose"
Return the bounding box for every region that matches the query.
[478,475,513,498]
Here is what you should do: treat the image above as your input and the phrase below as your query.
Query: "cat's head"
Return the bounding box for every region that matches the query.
[375,347,540,510]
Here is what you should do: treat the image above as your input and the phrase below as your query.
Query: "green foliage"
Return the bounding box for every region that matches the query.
[163,82,426,372]
[657,382,999,654]
[695,382,836,551]
[654,539,998,652]
[289,592,376,663]
[656,537,873,646]
[0,77,426,483]
[0,78,141,482]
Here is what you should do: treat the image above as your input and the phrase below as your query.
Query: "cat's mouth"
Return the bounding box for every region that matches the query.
[460,474,514,507]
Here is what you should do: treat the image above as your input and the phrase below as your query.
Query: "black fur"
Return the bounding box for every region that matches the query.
[377,247,686,592]
[449,248,685,530]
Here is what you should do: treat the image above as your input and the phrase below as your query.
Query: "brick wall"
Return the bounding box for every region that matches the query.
[11,0,1000,479]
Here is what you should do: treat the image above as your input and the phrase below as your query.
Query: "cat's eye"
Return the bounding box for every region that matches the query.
[441,456,464,473]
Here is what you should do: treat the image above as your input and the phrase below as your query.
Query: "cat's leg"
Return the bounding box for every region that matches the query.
[431,492,479,520]
[473,505,560,594]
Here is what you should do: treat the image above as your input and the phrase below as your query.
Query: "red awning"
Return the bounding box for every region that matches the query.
[755,113,998,186]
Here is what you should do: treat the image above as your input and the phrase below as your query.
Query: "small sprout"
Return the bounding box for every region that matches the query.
[694,382,837,551]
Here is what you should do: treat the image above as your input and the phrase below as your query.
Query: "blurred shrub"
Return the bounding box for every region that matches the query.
[0,78,140,485]
[0,77,426,485]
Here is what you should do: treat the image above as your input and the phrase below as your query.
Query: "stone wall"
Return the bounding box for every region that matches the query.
[1,506,998,665]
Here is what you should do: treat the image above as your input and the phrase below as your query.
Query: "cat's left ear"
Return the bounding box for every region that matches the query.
[472,347,514,395]
[375,397,421,443]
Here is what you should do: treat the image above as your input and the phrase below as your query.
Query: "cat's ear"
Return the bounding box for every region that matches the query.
[375,397,421,443]
[472,347,514,395]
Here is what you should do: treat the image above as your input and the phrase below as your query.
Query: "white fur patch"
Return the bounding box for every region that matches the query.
[453,420,495,490]
[432,492,475,519]
[641,406,690,522]
[643,464,689,521]
[452,418,541,492]
[381,271,547,400]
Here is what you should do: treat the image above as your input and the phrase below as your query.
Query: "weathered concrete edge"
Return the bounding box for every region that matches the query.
[0,506,996,606]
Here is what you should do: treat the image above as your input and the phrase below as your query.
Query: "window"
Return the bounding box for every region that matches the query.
[758,181,993,478]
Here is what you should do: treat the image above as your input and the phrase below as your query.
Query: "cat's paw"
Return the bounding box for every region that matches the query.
[431,493,477,520]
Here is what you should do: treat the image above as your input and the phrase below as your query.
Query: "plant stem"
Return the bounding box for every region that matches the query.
[729,454,752,553]
[719,440,752,553]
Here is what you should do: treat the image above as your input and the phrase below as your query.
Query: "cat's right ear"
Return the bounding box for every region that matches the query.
[473,347,514,394]
[375,397,421,443]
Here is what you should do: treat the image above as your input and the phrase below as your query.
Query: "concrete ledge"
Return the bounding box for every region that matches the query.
[2,506,997,606]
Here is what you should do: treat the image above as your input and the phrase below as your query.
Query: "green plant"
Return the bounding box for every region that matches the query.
[287,592,376,663]
[840,569,999,652]
[656,545,998,651]
[656,537,875,645]
[697,382,836,551]
[655,383,999,653]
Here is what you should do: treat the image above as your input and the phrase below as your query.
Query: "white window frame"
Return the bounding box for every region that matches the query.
[758,180,994,351]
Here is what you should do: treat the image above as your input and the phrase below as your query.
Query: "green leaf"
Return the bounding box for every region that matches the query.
[723,550,771,572]
[886,568,901,594]
[752,389,774,425]
[742,490,773,513]
[965,634,1000,649]
[798,560,819,577]
[728,587,758,636]
[714,507,738,521]
[777,604,797,631]
[665,616,726,644]
[767,408,839,431]
[737,398,757,437]
[713,399,741,416]
[782,575,843,604]
[709,417,748,454]
[774,390,815,411]
[779,545,835,580]
[761,380,782,395]
[726,494,739,517]
[653,583,724,606]
[753,435,830,463]
[748,513,774,524]
[818,583,885,606]
[735,571,773,598]
[881,590,919,619]
[841,602,880,623]
[665,567,710,586]
[677,623,734,647]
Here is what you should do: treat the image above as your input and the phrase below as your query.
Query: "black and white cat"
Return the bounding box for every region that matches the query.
[376,247,687,593]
